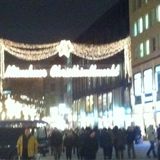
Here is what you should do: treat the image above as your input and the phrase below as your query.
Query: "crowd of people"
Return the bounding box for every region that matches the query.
[16,124,160,160]
[48,125,141,160]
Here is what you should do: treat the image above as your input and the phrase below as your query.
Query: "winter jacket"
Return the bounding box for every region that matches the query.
[17,134,38,158]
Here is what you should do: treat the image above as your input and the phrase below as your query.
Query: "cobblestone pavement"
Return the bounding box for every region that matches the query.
[41,141,158,160]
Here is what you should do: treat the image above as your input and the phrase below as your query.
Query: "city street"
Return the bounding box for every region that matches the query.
[41,141,157,160]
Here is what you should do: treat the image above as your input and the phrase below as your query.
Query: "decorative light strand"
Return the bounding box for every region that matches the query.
[6,45,57,55]
[4,47,57,61]
[1,37,132,76]
[3,39,58,49]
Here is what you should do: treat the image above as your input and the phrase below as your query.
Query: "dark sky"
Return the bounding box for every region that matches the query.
[0,0,120,43]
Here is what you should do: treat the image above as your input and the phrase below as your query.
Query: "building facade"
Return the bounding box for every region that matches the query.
[129,0,160,133]
[71,52,131,128]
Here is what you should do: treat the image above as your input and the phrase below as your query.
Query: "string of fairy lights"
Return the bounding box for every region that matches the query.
[0,36,132,80]
[1,37,131,59]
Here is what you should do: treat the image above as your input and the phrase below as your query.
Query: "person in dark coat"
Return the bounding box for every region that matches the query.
[112,126,119,159]
[63,129,74,160]
[77,128,85,160]
[83,127,98,160]
[100,128,113,160]
[49,128,63,160]
[126,126,136,159]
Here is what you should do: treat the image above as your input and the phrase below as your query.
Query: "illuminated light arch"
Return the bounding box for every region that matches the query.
[0,36,132,81]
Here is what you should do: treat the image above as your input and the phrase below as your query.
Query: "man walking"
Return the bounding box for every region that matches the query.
[146,125,157,158]
[17,127,38,160]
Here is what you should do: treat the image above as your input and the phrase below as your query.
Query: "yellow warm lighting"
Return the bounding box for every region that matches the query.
[0,36,132,77]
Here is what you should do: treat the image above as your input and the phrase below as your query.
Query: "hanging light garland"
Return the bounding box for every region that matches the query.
[0,36,132,76]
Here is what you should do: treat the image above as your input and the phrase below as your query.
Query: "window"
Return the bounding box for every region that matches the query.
[134,73,142,104]
[149,8,156,26]
[144,69,152,94]
[155,65,160,92]
[155,65,160,100]
[144,14,149,30]
[134,73,142,96]
[144,69,153,103]
[133,22,138,36]
[156,5,160,22]
[151,37,156,52]
[145,39,150,55]
[138,17,143,33]
[140,42,144,57]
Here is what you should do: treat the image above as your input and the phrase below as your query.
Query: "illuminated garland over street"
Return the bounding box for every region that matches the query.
[0,36,132,77]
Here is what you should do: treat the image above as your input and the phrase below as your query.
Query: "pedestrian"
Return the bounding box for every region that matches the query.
[17,127,38,160]
[112,126,119,159]
[49,128,63,160]
[126,126,136,159]
[146,125,157,158]
[83,127,98,160]
[100,128,113,160]
[63,129,74,160]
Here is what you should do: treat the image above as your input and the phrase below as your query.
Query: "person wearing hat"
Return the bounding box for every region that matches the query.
[17,127,38,160]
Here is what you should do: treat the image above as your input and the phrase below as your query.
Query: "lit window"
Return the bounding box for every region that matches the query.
[134,22,138,36]
[138,17,143,33]
[146,39,150,55]
[145,14,149,29]
[144,69,152,94]
[155,65,160,96]
[157,5,160,22]
[144,0,148,4]
[140,43,144,57]
[134,73,142,96]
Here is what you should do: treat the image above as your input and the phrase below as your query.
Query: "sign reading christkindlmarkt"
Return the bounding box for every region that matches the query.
[4,64,120,78]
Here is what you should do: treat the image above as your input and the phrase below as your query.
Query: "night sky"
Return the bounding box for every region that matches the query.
[0,0,121,43]
[1,0,129,101]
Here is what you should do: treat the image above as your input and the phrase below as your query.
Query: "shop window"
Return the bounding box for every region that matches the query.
[108,92,112,111]
[134,73,142,104]
[155,65,160,101]
[103,94,107,111]
[144,69,153,103]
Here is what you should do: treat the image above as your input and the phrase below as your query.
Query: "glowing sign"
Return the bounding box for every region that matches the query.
[50,64,120,78]
[4,65,47,78]
[4,64,120,78]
